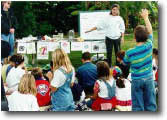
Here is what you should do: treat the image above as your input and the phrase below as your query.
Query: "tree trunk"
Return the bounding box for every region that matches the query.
[85,1,90,10]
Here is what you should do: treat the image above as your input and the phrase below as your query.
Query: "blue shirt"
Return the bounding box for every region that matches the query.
[76,62,97,88]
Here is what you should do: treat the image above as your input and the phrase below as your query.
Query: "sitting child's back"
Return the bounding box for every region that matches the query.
[90,61,117,111]
[31,67,51,107]
[7,74,39,111]
[112,66,132,111]
[8,91,39,111]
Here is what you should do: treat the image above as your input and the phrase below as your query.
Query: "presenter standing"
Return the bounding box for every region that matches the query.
[85,4,125,67]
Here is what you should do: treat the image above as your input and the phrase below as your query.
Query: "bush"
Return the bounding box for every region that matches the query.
[125,29,133,34]
[38,21,53,36]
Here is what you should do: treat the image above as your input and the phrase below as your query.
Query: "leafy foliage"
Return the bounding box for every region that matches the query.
[12,2,37,38]
[10,1,158,38]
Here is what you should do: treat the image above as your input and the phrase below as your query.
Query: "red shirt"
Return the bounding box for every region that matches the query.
[36,79,51,107]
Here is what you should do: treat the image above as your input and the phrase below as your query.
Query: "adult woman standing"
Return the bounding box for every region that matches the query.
[85,4,125,67]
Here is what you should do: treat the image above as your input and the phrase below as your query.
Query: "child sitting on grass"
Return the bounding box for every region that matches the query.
[88,61,116,111]
[50,48,75,111]
[112,66,132,111]
[31,67,51,107]
[8,74,39,111]
[6,54,26,94]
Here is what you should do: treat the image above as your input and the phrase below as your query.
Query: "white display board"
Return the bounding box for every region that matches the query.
[79,10,110,40]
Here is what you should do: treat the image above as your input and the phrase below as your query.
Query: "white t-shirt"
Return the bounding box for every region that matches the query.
[6,66,25,92]
[95,77,115,98]
[116,79,131,101]
[7,91,39,111]
[96,15,125,39]
[51,66,75,88]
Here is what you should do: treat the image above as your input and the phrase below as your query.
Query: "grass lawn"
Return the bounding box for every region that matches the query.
[26,31,158,70]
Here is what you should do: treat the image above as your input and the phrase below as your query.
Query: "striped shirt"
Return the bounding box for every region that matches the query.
[123,34,153,80]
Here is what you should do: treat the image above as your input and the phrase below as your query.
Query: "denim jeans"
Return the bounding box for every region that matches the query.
[131,76,157,111]
[1,33,15,56]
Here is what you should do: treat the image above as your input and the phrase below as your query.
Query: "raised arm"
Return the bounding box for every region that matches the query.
[140,9,152,35]
[85,27,97,33]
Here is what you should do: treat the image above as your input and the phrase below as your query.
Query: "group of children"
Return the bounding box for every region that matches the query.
[1,9,158,111]
[1,51,133,111]
[2,48,157,111]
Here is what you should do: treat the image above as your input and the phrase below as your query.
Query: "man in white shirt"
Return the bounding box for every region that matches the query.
[85,4,125,67]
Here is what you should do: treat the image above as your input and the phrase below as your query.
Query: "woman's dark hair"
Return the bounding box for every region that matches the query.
[134,25,148,42]
[14,54,24,68]
[116,50,125,60]
[96,61,110,80]
[110,4,120,15]
[111,4,120,9]
[31,67,43,80]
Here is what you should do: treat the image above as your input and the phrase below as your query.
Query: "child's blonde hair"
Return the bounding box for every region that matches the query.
[52,48,73,73]
[18,74,37,96]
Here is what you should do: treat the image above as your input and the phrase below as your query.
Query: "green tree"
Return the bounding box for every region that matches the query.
[11,1,158,38]
[12,2,37,38]
[119,1,158,31]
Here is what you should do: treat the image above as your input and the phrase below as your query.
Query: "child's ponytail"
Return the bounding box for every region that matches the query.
[115,74,125,88]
